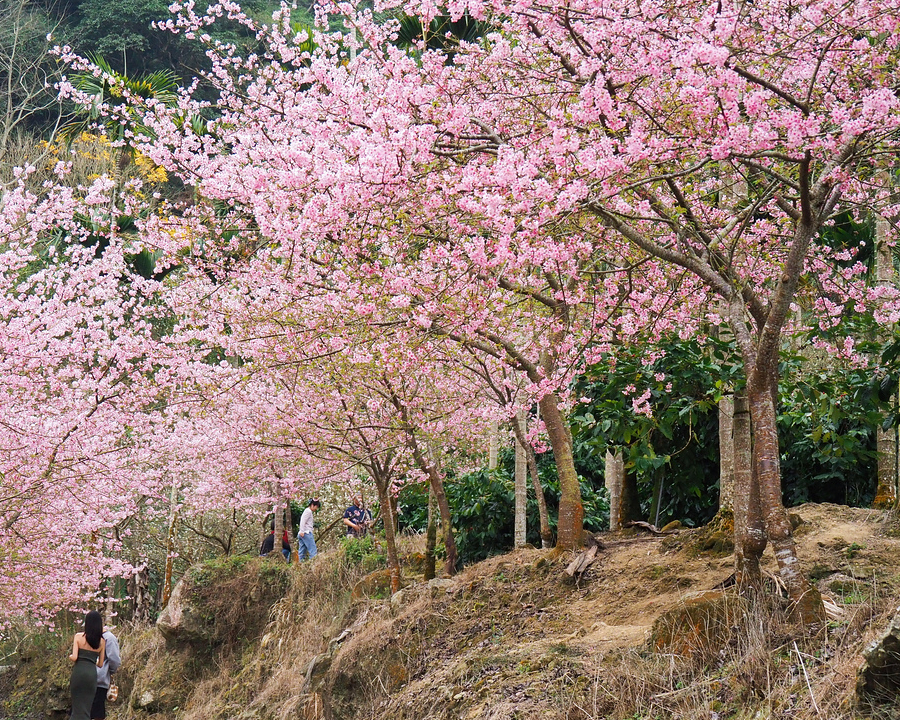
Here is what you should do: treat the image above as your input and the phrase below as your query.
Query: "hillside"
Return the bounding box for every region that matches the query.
[4,502,900,720]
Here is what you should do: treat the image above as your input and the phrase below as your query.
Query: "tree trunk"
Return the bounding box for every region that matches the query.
[723,210,826,626]
[647,467,665,528]
[407,435,458,574]
[273,498,285,562]
[488,419,499,471]
[621,467,642,525]
[285,501,299,564]
[373,473,401,594]
[747,374,825,625]
[514,411,527,547]
[424,483,437,581]
[388,384,458,573]
[161,483,179,607]
[511,412,551,547]
[718,395,735,513]
[874,209,897,508]
[129,565,151,625]
[605,450,623,530]
[875,424,897,508]
[732,392,764,589]
[538,392,584,550]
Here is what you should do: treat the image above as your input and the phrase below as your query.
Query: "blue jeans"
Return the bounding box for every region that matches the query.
[297,533,317,560]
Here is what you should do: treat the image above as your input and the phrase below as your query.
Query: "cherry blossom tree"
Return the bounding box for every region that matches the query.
[48,0,900,629]
[0,163,284,621]
[396,0,900,623]
[0,174,174,622]
[149,242,507,576]
[128,2,699,556]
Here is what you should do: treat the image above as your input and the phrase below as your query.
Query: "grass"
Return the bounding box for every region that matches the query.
[9,518,900,720]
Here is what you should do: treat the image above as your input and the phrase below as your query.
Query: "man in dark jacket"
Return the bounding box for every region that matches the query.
[259,527,291,560]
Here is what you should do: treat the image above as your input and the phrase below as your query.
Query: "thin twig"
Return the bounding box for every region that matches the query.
[793,640,822,717]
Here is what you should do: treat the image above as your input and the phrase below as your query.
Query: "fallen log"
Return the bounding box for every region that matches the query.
[624,520,679,536]
[565,543,599,579]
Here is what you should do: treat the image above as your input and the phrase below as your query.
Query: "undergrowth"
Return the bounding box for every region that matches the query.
[177,539,389,720]
[7,511,900,720]
[183,554,291,652]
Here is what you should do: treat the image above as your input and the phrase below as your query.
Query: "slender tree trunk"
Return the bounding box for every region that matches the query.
[273,497,285,562]
[285,502,299,564]
[514,411,527,547]
[733,392,764,589]
[129,565,151,625]
[488,419,499,471]
[407,436,458,574]
[875,424,897,508]
[424,484,437,581]
[605,450,623,530]
[538,392,583,550]
[875,208,897,508]
[748,372,825,624]
[387,382,458,573]
[373,474,401,594]
[648,467,665,528]
[391,493,400,536]
[725,209,826,626]
[718,395,735,512]
[511,412,551,546]
[161,483,179,607]
[621,467,642,524]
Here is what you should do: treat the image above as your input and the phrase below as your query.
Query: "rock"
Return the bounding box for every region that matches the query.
[818,572,868,599]
[137,690,156,709]
[351,569,396,600]
[156,556,290,648]
[857,606,900,705]
[390,588,408,614]
[648,590,748,656]
[156,578,217,646]
[427,578,456,597]
[129,645,197,715]
[700,531,735,554]
[305,652,333,693]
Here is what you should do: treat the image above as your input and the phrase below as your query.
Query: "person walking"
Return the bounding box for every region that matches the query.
[69,610,106,720]
[297,499,321,560]
[91,624,120,720]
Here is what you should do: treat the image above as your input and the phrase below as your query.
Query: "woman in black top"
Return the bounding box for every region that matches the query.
[69,611,106,720]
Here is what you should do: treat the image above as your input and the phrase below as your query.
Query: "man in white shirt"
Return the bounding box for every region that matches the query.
[297,499,321,560]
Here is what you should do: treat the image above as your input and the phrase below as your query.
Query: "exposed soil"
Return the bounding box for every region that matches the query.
[6,502,900,720]
[311,502,900,720]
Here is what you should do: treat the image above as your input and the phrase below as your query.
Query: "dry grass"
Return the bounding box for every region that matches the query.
[175,545,388,720]
[95,507,900,720]
[287,544,900,720]
[561,589,898,720]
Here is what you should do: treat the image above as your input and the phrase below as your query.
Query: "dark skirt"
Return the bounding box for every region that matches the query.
[70,649,99,720]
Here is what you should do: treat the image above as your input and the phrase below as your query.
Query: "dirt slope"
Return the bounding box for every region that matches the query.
[311,503,900,720]
[6,503,900,720]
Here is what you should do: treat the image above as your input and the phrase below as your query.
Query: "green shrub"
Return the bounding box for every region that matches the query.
[339,535,386,573]
[184,555,291,649]
[398,453,609,567]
